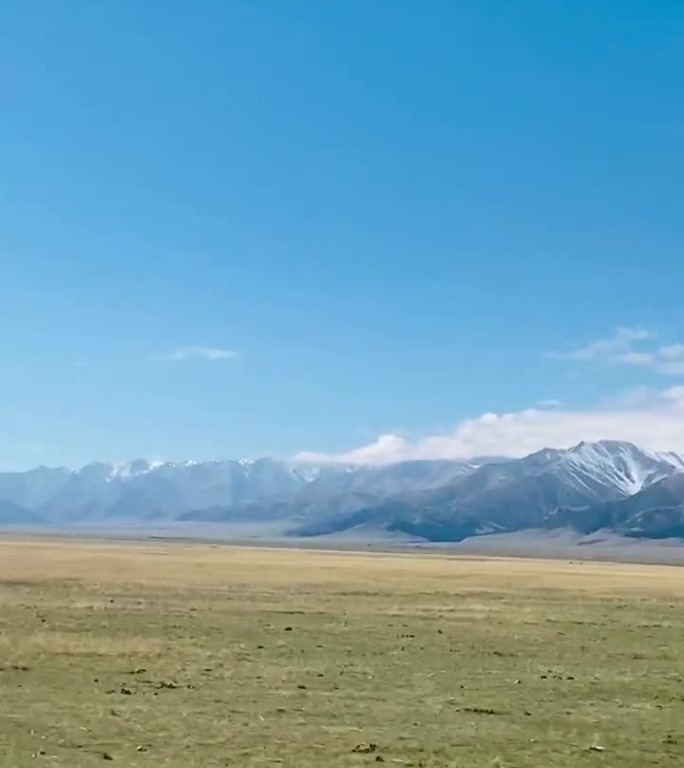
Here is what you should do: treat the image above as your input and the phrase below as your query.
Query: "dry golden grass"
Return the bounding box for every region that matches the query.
[1,538,683,767]
[1,538,682,594]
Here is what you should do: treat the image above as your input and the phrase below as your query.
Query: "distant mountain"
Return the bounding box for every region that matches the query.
[0,458,312,524]
[283,459,478,518]
[178,459,480,523]
[2,441,684,543]
[0,499,46,526]
[290,441,684,541]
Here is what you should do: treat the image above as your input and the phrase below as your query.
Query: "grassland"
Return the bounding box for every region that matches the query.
[1,539,683,767]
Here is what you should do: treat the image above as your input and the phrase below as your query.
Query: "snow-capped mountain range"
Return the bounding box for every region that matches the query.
[3,441,684,541]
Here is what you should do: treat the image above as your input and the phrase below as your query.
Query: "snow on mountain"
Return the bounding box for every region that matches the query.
[562,440,678,495]
[1,442,684,541]
[655,451,684,473]
[290,441,684,541]
[0,458,322,523]
[107,459,168,480]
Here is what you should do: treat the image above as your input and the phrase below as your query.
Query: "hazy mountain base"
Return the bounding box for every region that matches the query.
[3,521,684,566]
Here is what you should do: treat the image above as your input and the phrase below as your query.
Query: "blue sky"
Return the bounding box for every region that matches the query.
[1,0,683,468]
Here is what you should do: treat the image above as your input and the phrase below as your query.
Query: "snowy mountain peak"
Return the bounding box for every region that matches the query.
[562,440,675,496]
[1,441,684,538]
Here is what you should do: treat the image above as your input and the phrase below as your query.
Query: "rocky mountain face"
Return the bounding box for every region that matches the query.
[546,473,684,539]
[289,441,684,540]
[2,441,684,542]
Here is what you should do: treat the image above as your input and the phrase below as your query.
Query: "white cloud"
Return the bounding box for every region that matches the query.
[550,326,650,362]
[551,327,684,375]
[155,346,239,362]
[296,387,684,465]
[304,326,684,465]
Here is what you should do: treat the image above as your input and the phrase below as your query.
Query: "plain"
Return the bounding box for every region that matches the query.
[0,539,683,767]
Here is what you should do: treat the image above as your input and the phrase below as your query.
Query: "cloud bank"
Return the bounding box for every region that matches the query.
[297,387,684,465]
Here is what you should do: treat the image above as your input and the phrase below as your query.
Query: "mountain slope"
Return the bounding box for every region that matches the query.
[0,500,45,526]
[179,459,480,524]
[0,459,313,524]
[546,473,684,538]
[292,441,684,541]
[2,442,684,543]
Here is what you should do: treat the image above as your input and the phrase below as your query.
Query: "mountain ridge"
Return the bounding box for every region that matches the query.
[2,441,684,543]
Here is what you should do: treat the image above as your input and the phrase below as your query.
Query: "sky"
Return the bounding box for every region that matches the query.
[1,0,683,469]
